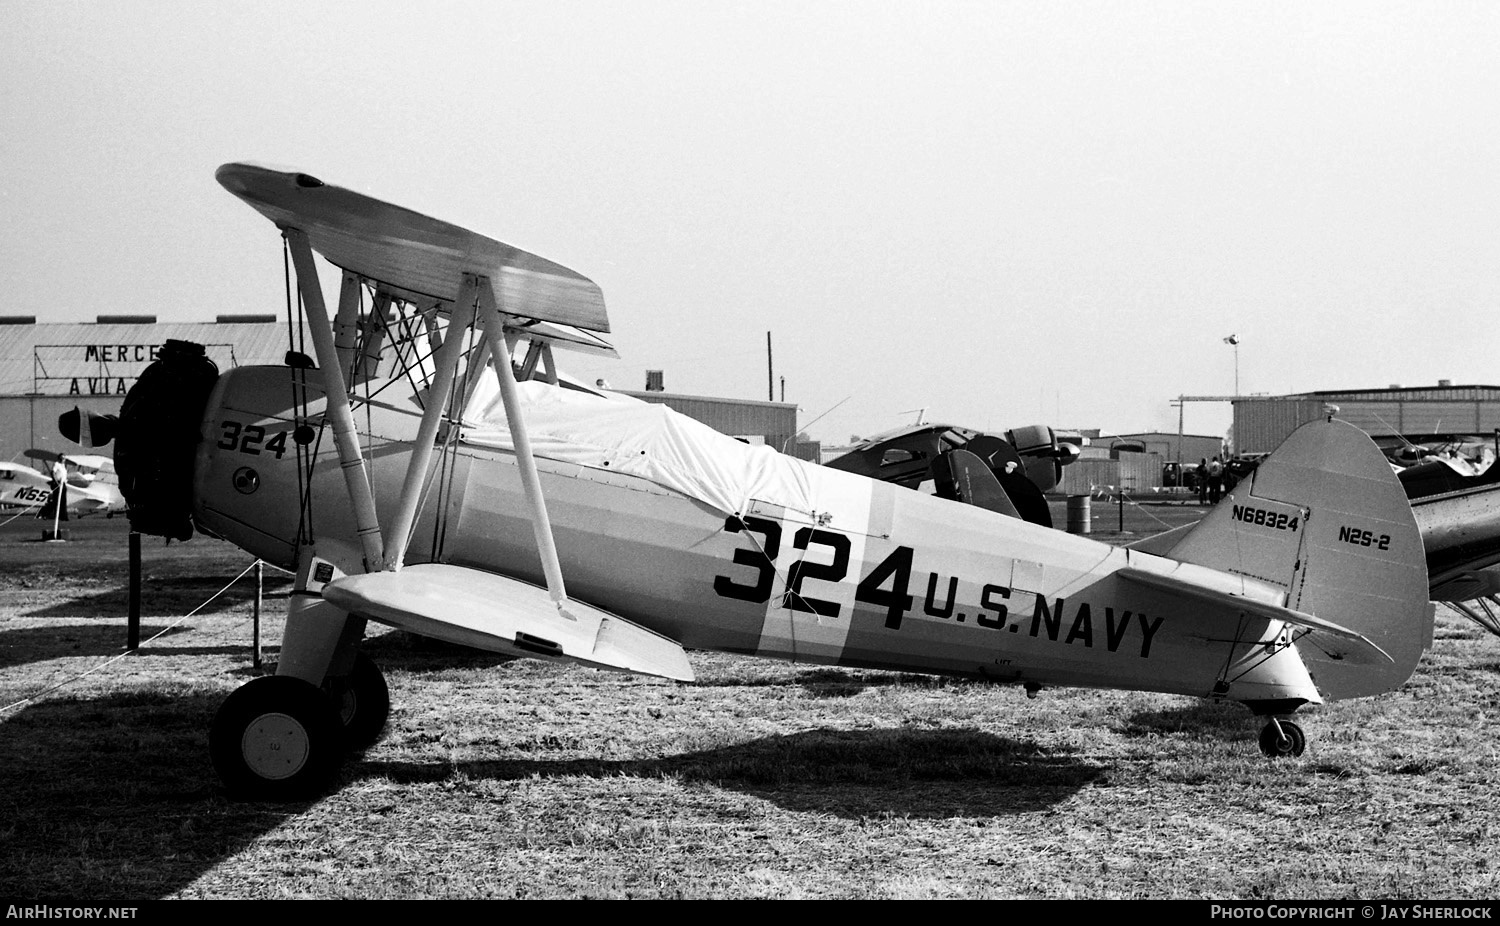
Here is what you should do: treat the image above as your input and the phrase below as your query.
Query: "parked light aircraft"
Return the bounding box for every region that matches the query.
[1398,460,1500,636]
[109,164,1434,799]
[824,423,1082,528]
[0,453,125,517]
[0,460,52,512]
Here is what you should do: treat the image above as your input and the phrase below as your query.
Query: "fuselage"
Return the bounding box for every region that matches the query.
[0,480,121,515]
[189,365,1316,705]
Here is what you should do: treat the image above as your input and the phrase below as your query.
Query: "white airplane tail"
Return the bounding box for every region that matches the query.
[1133,419,1432,700]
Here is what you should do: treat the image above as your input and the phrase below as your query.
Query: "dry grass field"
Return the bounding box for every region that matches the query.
[2,503,1498,900]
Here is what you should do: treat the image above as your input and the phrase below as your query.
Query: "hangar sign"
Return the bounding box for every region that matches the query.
[32,342,239,396]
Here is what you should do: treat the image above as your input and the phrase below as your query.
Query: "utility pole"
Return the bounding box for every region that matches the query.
[1176,395,1185,468]
[766,332,773,402]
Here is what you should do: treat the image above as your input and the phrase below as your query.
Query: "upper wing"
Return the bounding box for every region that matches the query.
[21,449,61,468]
[217,163,609,334]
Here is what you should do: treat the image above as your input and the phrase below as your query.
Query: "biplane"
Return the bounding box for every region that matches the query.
[110,164,1434,799]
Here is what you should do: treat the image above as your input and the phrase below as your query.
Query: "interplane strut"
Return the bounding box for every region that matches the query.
[281,231,574,615]
[284,228,385,571]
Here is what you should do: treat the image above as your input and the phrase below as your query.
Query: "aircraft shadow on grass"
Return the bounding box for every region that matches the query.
[0,688,1099,898]
[356,727,1105,820]
[0,693,289,900]
[1123,699,1269,752]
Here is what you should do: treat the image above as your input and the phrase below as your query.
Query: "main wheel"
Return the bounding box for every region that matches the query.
[1258,719,1306,758]
[210,675,343,800]
[323,651,390,750]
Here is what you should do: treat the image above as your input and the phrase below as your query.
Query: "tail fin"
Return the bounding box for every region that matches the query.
[1137,419,1431,700]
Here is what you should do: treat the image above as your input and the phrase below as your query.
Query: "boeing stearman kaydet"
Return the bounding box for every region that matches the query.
[106,164,1435,799]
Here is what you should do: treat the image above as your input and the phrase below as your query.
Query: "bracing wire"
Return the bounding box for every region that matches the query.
[430,328,475,563]
[282,237,315,545]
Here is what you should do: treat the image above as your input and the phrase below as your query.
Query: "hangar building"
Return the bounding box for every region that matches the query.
[0,314,293,459]
[1094,431,1226,466]
[0,316,807,463]
[1226,382,1500,455]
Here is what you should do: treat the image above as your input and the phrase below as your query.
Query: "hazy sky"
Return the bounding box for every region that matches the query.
[4,1,1498,445]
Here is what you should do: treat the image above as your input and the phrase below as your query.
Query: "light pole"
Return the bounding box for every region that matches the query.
[1223,334,1240,395]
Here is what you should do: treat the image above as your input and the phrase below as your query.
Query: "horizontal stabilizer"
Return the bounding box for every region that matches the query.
[323,564,693,682]
[1116,566,1393,666]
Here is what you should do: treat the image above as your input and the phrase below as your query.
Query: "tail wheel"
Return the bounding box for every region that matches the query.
[1258,719,1306,758]
[210,675,343,800]
[323,651,390,750]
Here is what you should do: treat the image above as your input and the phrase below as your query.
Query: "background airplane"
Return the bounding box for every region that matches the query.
[0,451,126,518]
[1398,458,1500,636]
[0,458,53,512]
[824,422,1083,527]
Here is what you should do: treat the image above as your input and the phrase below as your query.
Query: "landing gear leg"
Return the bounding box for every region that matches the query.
[276,578,388,750]
[210,551,384,798]
[1258,717,1306,758]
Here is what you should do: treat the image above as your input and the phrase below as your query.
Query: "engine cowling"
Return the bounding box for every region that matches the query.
[115,340,219,541]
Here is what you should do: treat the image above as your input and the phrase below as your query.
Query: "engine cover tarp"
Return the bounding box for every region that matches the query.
[461,374,823,517]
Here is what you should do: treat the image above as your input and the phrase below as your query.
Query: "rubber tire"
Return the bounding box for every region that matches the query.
[323,651,390,750]
[1258,719,1306,758]
[210,675,343,800]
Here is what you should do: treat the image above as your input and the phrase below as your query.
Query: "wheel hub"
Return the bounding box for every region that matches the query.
[241,711,311,780]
